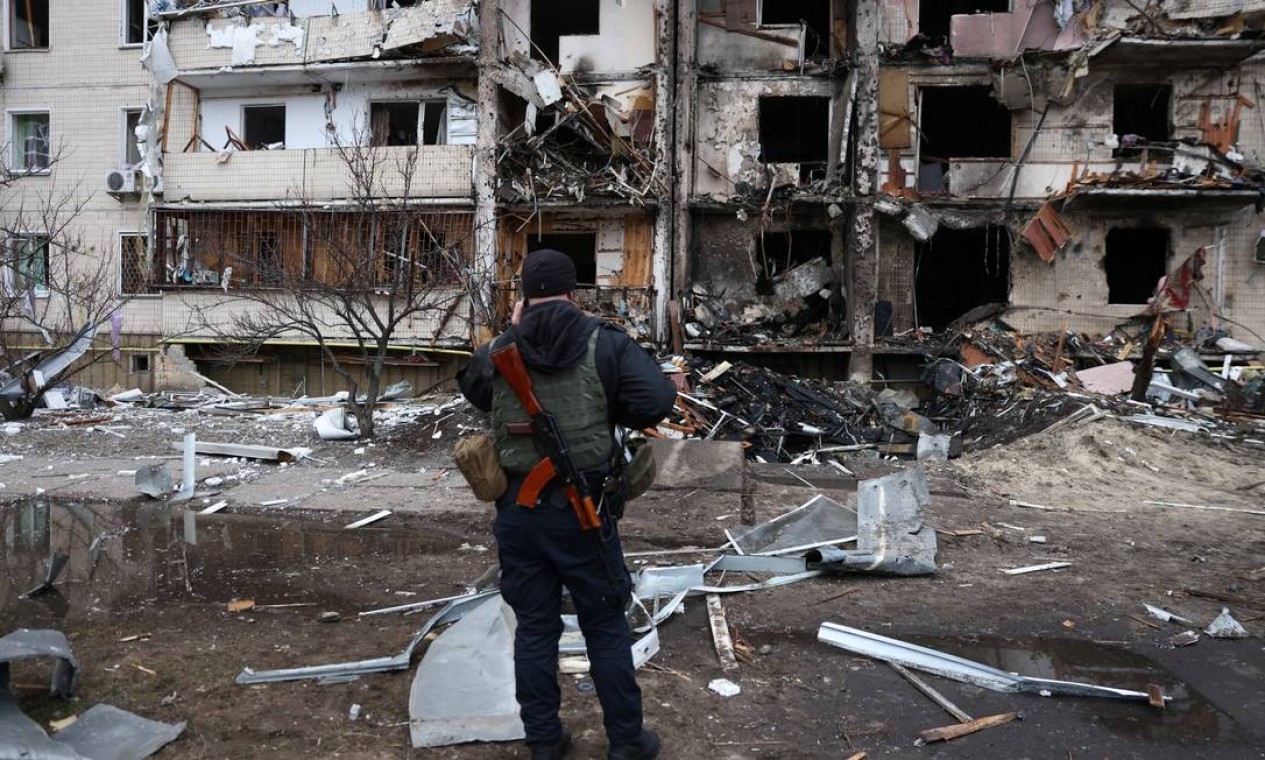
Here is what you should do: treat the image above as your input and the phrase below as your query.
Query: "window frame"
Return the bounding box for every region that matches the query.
[420,98,449,146]
[1111,82,1173,159]
[6,0,49,51]
[367,99,449,147]
[241,103,288,149]
[121,107,144,169]
[118,230,154,297]
[368,100,421,148]
[129,353,152,374]
[120,0,150,47]
[6,233,51,297]
[7,109,52,175]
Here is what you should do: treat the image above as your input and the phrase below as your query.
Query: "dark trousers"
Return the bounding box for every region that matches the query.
[494,493,644,748]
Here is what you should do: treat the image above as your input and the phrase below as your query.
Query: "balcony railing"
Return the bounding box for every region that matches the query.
[161,146,474,203]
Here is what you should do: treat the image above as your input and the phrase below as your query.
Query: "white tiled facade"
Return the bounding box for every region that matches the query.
[0,0,157,341]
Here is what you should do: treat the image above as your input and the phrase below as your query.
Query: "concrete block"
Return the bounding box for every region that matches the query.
[648,439,745,492]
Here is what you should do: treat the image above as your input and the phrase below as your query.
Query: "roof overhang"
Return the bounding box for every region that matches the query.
[1090,38,1265,68]
[1063,187,1260,213]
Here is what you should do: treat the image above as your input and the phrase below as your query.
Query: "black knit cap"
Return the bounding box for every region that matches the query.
[521,249,577,298]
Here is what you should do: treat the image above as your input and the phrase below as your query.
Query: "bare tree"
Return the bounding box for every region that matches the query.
[0,143,132,419]
[186,131,488,438]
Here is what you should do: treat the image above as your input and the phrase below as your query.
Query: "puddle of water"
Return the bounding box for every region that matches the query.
[907,634,1249,746]
[1,500,463,621]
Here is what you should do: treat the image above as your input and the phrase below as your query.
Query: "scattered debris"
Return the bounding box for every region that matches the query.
[408,596,523,747]
[171,440,311,463]
[134,463,174,499]
[918,711,1022,745]
[808,467,937,577]
[708,678,742,697]
[171,433,197,503]
[705,595,740,674]
[1143,603,1196,627]
[316,408,360,441]
[1002,562,1072,576]
[725,494,857,556]
[344,510,392,530]
[1140,501,1265,518]
[24,552,70,597]
[1204,609,1248,640]
[889,663,972,723]
[0,629,184,759]
[1168,630,1201,648]
[238,591,497,684]
[817,623,1159,702]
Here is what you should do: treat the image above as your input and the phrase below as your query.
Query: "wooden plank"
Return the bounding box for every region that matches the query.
[1183,588,1265,611]
[918,712,1020,744]
[620,215,654,286]
[706,594,740,674]
[890,663,973,724]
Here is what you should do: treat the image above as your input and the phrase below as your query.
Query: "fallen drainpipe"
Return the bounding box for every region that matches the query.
[236,591,497,685]
[817,623,1163,703]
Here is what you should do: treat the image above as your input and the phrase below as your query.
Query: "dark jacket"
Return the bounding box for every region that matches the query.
[458,301,676,432]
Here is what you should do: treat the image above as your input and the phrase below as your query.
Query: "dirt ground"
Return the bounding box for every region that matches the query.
[2,406,1264,759]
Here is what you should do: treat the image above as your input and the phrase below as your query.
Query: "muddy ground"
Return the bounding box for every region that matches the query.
[2,407,1264,759]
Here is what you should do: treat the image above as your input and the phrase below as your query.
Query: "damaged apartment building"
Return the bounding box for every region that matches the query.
[678,0,1265,381]
[2,0,1264,394]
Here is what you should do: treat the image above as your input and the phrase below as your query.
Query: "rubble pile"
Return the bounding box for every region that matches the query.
[662,359,937,463]
[497,55,661,205]
[683,257,846,345]
[658,317,1264,463]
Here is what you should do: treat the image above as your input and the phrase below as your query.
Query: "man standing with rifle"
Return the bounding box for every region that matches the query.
[458,249,675,760]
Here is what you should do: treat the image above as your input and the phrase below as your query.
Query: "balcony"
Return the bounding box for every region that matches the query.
[158,289,467,344]
[163,0,477,85]
[161,145,474,203]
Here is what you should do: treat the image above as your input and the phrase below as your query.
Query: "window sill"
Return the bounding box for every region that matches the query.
[119,43,145,50]
[7,169,52,177]
[5,47,50,53]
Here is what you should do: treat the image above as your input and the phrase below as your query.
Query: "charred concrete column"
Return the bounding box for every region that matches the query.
[672,0,703,343]
[473,0,501,340]
[671,0,698,343]
[846,0,880,383]
[651,0,677,343]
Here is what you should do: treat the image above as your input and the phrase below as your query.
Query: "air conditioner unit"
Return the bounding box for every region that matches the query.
[106,169,139,196]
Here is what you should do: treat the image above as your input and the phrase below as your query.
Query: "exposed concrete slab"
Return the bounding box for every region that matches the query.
[649,440,744,492]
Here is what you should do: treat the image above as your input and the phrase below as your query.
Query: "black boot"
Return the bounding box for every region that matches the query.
[608,729,660,760]
[529,728,572,760]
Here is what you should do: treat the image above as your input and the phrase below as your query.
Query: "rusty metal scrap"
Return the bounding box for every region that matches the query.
[1021,202,1073,264]
[1199,94,1255,154]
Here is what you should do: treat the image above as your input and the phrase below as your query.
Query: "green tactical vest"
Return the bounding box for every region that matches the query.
[491,328,613,477]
